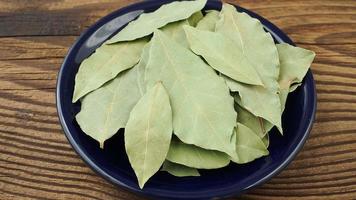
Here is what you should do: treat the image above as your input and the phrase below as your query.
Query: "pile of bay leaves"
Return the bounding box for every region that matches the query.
[72,0,315,188]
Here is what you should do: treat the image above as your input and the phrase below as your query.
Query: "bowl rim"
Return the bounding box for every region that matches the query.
[56,0,317,199]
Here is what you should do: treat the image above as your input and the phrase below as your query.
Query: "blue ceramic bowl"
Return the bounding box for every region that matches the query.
[56,1,317,199]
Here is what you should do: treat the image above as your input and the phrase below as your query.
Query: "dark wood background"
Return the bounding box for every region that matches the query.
[0,0,355,199]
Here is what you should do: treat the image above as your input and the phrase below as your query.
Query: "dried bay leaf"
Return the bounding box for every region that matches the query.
[188,11,204,27]
[184,25,263,85]
[161,11,203,46]
[235,102,271,147]
[262,133,270,148]
[162,161,200,177]
[145,30,237,157]
[277,43,315,112]
[137,43,151,95]
[196,10,220,31]
[235,104,268,138]
[161,20,190,48]
[161,11,204,48]
[72,39,147,102]
[72,0,318,188]
[76,66,143,148]
[289,83,302,93]
[125,82,173,188]
[228,80,282,133]
[107,0,207,43]
[217,4,282,133]
[166,138,230,169]
[231,123,269,164]
[216,3,280,82]
[232,44,314,137]
[235,102,271,148]
[234,44,314,138]
[233,45,314,141]
[277,44,314,88]
[234,93,275,133]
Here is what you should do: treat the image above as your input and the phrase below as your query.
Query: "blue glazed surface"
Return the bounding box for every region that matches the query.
[56,1,317,199]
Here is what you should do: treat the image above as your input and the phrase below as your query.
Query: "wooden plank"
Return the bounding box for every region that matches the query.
[0,0,355,44]
[1,37,356,92]
[0,36,75,60]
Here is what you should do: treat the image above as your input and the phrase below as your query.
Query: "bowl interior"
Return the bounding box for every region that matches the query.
[57,1,316,199]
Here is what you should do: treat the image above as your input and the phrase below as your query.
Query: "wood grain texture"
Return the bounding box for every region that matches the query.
[0,0,355,199]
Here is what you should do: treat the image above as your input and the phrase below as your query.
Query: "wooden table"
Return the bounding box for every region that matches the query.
[0,0,355,199]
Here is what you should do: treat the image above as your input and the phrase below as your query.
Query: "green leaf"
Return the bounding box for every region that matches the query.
[188,11,204,27]
[145,30,237,157]
[289,83,302,92]
[231,123,269,164]
[161,20,190,48]
[166,138,230,169]
[228,80,282,134]
[217,4,282,133]
[235,103,267,138]
[161,160,200,177]
[235,102,273,148]
[125,82,173,189]
[161,11,206,48]
[72,39,147,102]
[107,0,207,43]
[196,10,220,31]
[277,43,315,112]
[235,103,271,148]
[137,43,151,95]
[184,25,263,85]
[216,3,280,83]
[76,43,150,148]
[76,66,143,148]
[232,44,315,137]
[161,15,204,48]
[262,133,270,148]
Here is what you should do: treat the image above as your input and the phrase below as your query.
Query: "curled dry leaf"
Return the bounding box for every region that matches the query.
[277,43,315,112]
